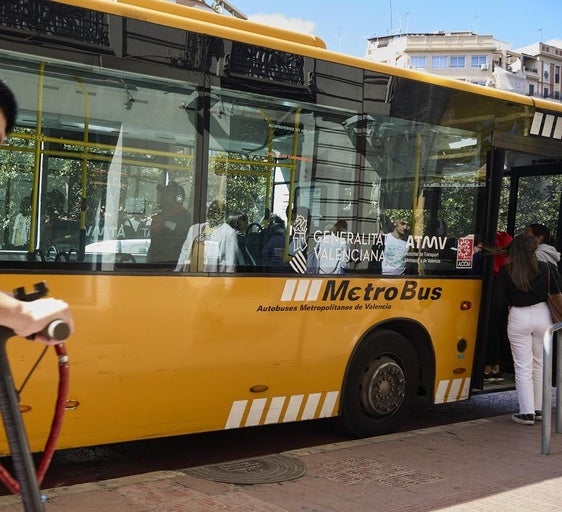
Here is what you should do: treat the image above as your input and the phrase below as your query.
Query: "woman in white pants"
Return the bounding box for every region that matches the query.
[496,234,562,425]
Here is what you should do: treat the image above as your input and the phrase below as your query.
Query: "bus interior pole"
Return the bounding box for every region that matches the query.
[0,326,44,512]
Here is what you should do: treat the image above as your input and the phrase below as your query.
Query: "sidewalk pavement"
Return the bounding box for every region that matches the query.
[1,413,562,512]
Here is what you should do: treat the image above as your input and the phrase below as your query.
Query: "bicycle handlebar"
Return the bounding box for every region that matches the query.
[28,320,70,342]
[13,282,70,343]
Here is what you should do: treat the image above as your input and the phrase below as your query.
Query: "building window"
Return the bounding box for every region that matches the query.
[544,87,550,98]
[555,65,560,84]
[471,55,487,68]
[529,84,535,96]
[431,56,447,69]
[411,56,426,69]
[450,56,466,68]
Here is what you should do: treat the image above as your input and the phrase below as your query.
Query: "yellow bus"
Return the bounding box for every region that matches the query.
[0,0,561,453]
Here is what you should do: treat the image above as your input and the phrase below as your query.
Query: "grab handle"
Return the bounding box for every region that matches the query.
[27,320,70,342]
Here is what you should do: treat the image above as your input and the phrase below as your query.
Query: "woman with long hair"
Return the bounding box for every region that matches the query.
[496,233,562,425]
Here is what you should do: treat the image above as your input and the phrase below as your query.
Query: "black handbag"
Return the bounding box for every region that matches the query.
[547,265,562,323]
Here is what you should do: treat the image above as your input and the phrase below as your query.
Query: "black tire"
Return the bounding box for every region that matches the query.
[339,329,419,437]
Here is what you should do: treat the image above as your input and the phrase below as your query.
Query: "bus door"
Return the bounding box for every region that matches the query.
[505,161,562,385]
[473,151,562,392]
[503,163,562,259]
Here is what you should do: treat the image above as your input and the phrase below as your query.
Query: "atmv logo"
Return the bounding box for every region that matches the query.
[281,279,442,302]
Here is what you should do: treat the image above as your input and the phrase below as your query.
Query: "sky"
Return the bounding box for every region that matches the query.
[229,0,561,57]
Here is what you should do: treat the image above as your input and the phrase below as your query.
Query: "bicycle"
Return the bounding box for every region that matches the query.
[0,282,70,512]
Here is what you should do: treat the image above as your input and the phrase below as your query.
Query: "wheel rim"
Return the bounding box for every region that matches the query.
[359,355,406,417]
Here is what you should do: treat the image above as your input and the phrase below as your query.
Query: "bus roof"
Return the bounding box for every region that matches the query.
[54,0,327,49]
[118,0,327,48]
[52,0,562,116]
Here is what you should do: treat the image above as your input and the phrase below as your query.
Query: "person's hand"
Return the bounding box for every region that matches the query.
[13,298,74,345]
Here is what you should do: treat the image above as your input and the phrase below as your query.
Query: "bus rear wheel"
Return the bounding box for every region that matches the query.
[340,329,419,437]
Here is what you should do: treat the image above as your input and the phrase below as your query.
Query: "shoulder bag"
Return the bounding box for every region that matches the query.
[547,264,562,323]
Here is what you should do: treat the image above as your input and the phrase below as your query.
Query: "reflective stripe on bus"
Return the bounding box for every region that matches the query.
[280,279,323,301]
[225,391,339,429]
[530,111,562,140]
[434,378,471,404]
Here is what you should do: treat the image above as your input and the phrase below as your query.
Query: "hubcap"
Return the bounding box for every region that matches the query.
[359,356,406,416]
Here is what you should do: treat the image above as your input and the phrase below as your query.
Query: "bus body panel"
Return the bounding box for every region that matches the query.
[1,273,480,453]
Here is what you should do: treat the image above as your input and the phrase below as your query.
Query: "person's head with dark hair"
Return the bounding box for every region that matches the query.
[0,80,17,142]
[19,195,31,215]
[269,214,285,228]
[331,219,348,234]
[286,205,311,227]
[227,212,248,233]
[506,233,539,292]
[390,218,410,240]
[156,181,185,211]
[525,223,551,244]
[46,188,65,216]
[525,222,561,265]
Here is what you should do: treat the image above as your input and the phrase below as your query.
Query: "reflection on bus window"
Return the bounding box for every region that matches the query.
[146,182,191,264]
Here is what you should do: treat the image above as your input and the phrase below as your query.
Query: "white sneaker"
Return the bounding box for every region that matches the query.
[511,413,534,425]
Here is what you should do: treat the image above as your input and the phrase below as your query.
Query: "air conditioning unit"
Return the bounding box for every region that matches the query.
[480,64,489,71]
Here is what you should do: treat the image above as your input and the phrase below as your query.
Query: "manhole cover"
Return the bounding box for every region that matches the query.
[184,454,307,484]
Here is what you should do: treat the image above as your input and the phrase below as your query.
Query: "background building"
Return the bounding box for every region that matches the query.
[365,32,562,102]
[517,40,562,101]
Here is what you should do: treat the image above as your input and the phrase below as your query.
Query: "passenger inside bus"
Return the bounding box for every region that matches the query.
[307,219,350,274]
[9,195,31,249]
[41,189,79,255]
[146,181,191,264]
[175,199,238,273]
[227,212,255,269]
[368,217,412,275]
[260,214,290,272]
[474,231,513,384]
